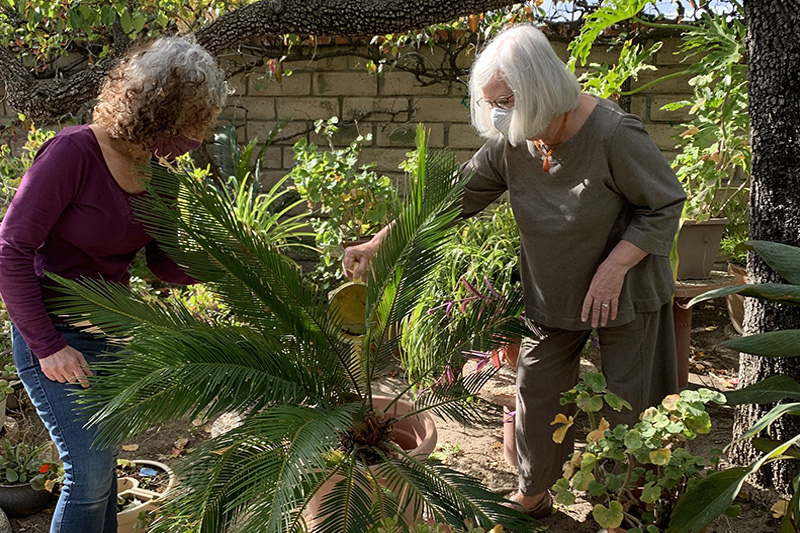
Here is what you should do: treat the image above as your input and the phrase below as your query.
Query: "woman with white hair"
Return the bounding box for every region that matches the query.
[344,24,685,530]
[0,36,226,532]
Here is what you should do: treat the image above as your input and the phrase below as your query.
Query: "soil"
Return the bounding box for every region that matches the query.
[5,298,783,532]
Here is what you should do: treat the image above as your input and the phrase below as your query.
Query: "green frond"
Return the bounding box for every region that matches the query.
[47,275,200,336]
[315,455,376,533]
[79,326,354,445]
[153,403,359,533]
[372,451,542,531]
[405,369,502,425]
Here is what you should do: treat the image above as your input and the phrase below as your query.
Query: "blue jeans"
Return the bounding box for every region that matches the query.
[12,323,118,533]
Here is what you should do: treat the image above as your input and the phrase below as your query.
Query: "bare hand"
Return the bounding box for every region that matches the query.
[581,261,627,328]
[342,240,379,282]
[40,345,93,388]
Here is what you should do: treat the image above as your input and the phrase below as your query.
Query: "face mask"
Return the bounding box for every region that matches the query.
[152,134,202,158]
[490,107,513,139]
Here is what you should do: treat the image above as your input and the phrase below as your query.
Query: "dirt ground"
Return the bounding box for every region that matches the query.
[6,298,782,532]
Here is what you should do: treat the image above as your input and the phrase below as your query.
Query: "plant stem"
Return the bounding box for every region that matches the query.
[619,69,691,96]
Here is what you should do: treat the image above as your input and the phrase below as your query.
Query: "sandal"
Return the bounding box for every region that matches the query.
[507,491,553,518]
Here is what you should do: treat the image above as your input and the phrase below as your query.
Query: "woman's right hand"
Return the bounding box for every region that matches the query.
[40,345,93,388]
[342,239,379,281]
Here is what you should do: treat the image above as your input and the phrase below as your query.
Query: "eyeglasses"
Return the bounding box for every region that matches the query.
[477,94,514,110]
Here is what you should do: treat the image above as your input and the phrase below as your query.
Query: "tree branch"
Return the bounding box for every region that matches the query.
[1,0,518,122]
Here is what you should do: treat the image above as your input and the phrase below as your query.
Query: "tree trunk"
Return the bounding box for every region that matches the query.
[732,0,800,497]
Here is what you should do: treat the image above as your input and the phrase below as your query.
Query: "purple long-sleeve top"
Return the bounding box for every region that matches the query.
[0,125,195,359]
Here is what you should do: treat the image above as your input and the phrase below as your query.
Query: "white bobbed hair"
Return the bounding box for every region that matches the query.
[469,24,581,146]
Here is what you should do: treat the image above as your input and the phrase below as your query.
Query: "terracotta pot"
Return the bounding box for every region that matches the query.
[306,396,437,529]
[503,407,518,467]
[676,218,728,279]
[117,460,176,533]
[0,481,53,517]
[726,263,747,334]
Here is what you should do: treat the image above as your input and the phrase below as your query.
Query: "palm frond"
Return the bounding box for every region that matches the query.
[153,403,359,533]
[315,455,376,533]
[372,450,543,531]
[79,326,351,445]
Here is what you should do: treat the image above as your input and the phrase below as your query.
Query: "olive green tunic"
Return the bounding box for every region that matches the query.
[461,97,686,330]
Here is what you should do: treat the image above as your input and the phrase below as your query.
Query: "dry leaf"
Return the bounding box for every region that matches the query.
[121,444,139,452]
[771,500,789,519]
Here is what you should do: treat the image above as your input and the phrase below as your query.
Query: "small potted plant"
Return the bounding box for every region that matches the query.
[116,458,177,533]
[0,438,62,517]
[550,373,727,532]
[289,117,401,287]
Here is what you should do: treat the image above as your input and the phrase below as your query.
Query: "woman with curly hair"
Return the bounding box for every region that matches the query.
[0,36,226,532]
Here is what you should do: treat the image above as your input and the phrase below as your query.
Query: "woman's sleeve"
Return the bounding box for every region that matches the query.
[0,135,82,358]
[459,140,509,218]
[608,115,687,257]
[144,240,199,285]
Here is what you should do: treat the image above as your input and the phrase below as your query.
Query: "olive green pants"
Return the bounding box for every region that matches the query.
[515,300,679,495]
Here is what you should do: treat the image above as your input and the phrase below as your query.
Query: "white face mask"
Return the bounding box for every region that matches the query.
[490,107,513,139]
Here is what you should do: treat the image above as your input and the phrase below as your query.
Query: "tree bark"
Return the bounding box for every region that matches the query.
[732,0,800,497]
[0,0,516,122]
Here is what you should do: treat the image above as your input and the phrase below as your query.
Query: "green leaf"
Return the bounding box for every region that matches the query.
[723,329,800,358]
[688,284,800,308]
[724,374,800,405]
[668,467,749,533]
[604,391,632,412]
[583,372,607,393]
[748,241,800,285]
[576,391,603,413]
[593,501,624,529]
[6,468,18,483]
[640,482,661,504]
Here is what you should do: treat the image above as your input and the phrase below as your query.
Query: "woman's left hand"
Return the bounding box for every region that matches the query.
[581,261,627,328]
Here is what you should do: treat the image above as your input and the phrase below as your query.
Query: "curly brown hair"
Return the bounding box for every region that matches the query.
[94,36,227,147]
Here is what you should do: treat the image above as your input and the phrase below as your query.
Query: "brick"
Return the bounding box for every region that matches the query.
[315,72,378,96]
[358,147,415,174]
[379,72,449,96]
[342,97,412,122]
[376,123,444,148]
[655,37,691,66]
[226,73,247,96]
[447,124,483,150]
[248,72,312,96]
[300,55,349,71]
[644,123,684,152]
[413,97,470,123]
[549,40,570,62]
[629,95,648,122]
[275,98,339,121]
[631,66,693,95]
[260,169,292,191]
[448,149,476,166]
[234,97,276,120]
[650,95,693,123]
[247,120,309,146]
[253,144,283,169]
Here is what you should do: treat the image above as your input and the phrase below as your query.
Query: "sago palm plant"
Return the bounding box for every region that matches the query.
[50,128,538,532]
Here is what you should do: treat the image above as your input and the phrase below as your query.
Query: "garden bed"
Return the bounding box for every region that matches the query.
[7,300,779,532]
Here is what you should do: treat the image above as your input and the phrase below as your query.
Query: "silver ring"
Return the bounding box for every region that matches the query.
[601,303,609,308]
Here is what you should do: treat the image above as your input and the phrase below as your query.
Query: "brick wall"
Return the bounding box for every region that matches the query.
[0,36,694,186]
[218,36,692,189]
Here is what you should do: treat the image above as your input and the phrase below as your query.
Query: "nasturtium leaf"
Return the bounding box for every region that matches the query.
[650,447,672,465]
[640,482,662,504]
[584,372,607,393]
[604,391,632,412]
[593,501,624,529]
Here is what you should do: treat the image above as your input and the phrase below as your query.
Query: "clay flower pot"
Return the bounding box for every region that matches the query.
[306,396,437,529]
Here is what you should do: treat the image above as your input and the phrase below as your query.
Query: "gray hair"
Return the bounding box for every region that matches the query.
[469,24,581,146]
